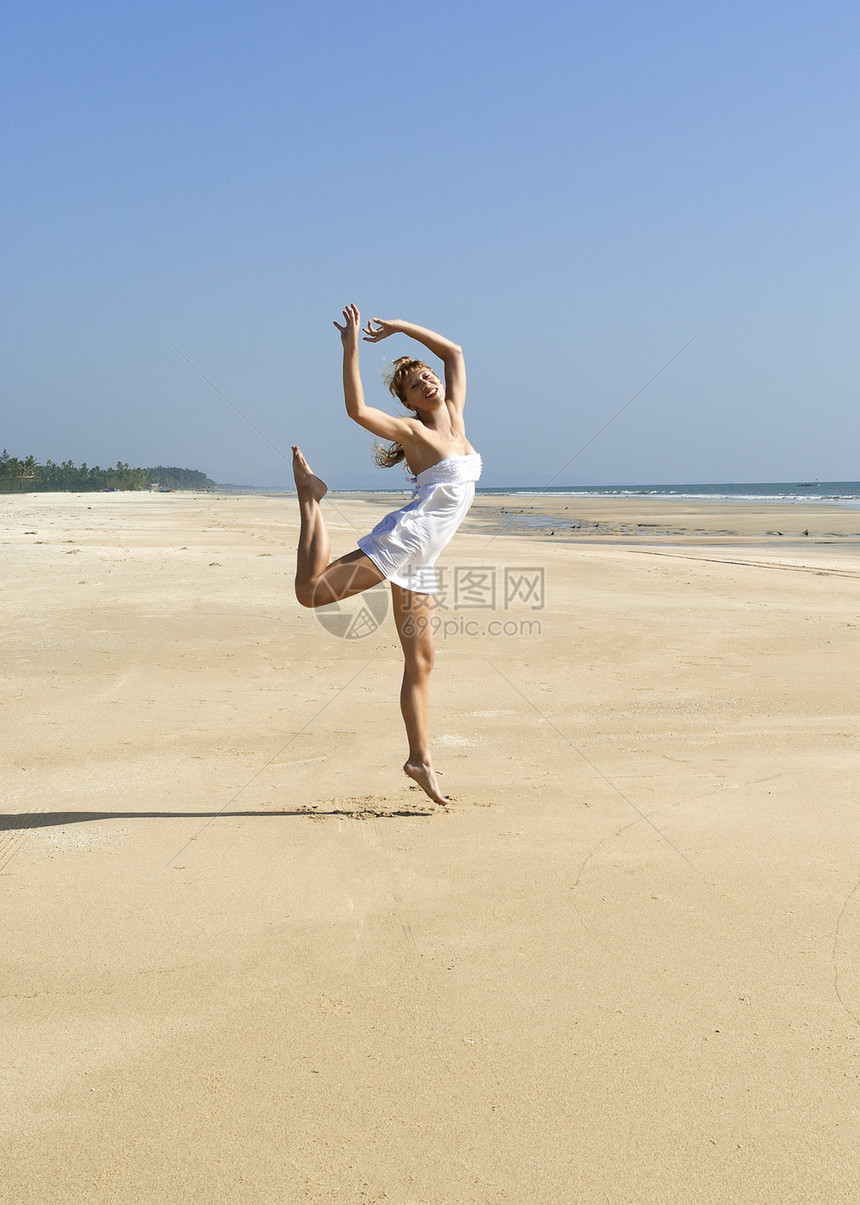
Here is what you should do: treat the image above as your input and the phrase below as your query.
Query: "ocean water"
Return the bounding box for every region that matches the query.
[478,481,860,506]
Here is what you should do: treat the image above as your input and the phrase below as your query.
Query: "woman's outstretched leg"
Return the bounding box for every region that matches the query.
[292,446,384,606]
[391,583,448,805]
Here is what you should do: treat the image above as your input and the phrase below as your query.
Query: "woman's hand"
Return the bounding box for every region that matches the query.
[333,303,361,347]
[362,317,400,343]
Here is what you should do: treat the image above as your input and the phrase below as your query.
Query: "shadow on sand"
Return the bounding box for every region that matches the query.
[1,804,434,832]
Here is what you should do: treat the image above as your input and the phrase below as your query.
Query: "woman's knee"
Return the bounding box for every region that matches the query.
[405,645,434,678]
[294,579,318,608]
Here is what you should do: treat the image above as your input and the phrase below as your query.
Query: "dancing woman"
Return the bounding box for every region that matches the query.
[292,304,481,805]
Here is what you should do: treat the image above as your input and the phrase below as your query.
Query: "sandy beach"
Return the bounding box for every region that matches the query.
[2,489,859,1203]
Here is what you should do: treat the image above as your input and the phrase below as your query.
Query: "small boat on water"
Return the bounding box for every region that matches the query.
[797,481,819,487]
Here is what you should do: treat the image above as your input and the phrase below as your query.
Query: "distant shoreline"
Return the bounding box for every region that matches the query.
[4,489,858,545]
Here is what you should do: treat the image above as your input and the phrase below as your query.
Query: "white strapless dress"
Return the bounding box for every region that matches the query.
[357,453,482,594]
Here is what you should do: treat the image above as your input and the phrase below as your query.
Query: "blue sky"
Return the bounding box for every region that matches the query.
[3,0,858,487]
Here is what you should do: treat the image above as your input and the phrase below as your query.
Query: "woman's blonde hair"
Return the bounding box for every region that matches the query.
[372,356,430,468]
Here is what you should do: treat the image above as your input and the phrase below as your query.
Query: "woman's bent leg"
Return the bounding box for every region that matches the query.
[293,447,330,598]
[293,447,385,606]
[391,584,448,805]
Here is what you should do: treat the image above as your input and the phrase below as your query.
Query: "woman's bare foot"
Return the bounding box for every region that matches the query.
[404,759,450,806]
[292,446,328,501]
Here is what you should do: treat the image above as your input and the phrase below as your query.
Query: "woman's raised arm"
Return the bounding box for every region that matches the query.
[333,305,416,442]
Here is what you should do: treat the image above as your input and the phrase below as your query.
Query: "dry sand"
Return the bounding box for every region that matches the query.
[2,489,859,1204]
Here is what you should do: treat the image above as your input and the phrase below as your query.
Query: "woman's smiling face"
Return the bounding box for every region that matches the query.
[404,366,444,410]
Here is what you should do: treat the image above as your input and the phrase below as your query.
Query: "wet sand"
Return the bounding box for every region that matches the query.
[2,490,859,1203]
